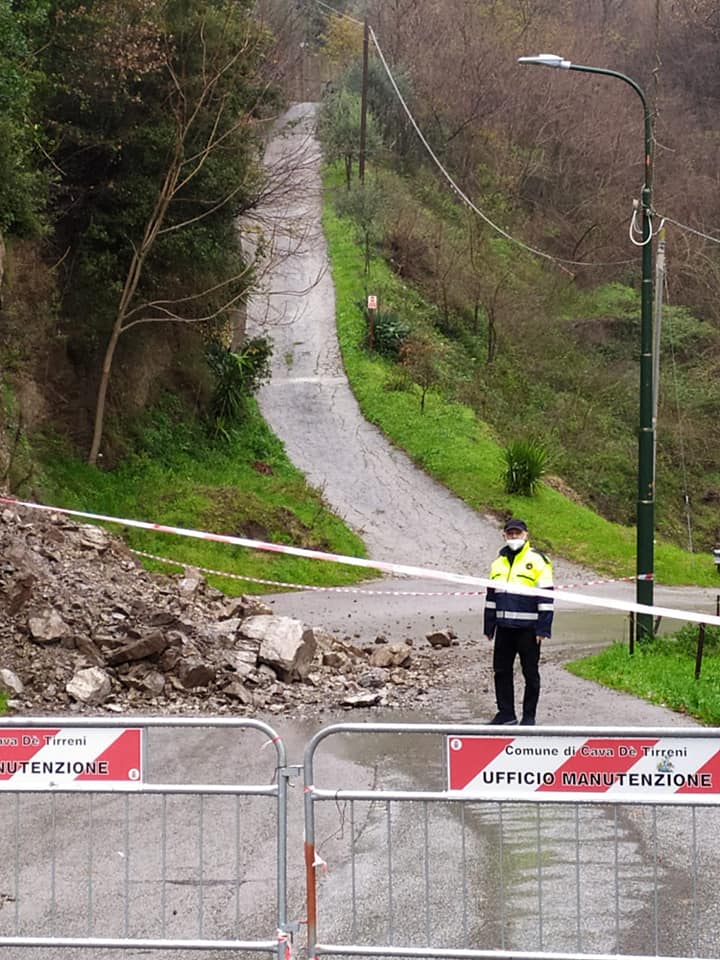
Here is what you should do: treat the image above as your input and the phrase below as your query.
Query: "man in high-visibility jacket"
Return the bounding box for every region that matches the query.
[483,519,553,725]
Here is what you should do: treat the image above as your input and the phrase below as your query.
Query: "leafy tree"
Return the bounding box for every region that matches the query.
[316,88,382,188]
[342,58,418,168]
[400,332,451,412]
[319,12,363,67]
[32,1,276,463]
[335,180,386,277]
[0,0,50,236]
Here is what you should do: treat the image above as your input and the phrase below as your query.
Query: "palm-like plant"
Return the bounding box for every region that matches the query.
[502,439,550,496]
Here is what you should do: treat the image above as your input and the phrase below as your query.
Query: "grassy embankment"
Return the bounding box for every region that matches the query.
[322,179,720,724]
[38,397,370,595]
[322,195,714,586]
[567,629,720,725]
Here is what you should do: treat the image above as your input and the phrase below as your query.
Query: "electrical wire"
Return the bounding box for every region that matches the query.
[629,203,654,246]
[314,2,720,262]
[367,26,635,269]
[656,214,720,245]
[314,0,363,25]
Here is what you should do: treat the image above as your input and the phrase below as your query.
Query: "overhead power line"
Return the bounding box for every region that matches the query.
[366,26,635,269]
[656,214,720,245]
[314,0,362,26]
[313,2,720,262]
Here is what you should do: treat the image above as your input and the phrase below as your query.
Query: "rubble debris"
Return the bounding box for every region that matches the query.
[0,506,466,717]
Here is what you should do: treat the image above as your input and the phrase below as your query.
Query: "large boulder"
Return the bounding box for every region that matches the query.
[426,629,453,649]
[242,615,316,682]
[66,667,112,705]
[28,608,69,643]
[105,630,171,666]
[177,659,216,689]
[0,668,24,695]
[369,642,412,669]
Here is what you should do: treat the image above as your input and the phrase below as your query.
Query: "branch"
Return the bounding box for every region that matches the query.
[122,262,256,322]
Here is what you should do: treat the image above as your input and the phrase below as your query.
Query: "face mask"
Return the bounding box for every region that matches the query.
[505,537,526,551]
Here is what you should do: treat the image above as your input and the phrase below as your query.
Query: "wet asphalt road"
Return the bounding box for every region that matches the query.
[242,103,720,960]
[247,102,718,633]
[6,106,720,959]
[247,102,583,581]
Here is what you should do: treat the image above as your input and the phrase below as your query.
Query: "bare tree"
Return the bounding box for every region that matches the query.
[89,4,273,464]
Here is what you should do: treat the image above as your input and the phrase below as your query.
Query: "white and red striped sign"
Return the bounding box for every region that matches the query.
[447,735,720,803]
[0,727,143,790]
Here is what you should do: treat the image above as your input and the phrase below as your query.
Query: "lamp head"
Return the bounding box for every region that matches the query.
[518,54,572,69]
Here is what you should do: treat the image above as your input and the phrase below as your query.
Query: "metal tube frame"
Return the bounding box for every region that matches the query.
[0,716,289,958]
[304,722,718,960]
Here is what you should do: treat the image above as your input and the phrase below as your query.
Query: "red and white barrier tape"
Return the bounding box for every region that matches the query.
[558,573,653,590]
[1,496,719,626]
[132,549,646,598]
[131,550,487,596]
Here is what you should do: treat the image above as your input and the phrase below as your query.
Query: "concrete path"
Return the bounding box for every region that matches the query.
[245,101,718,659]
[247,102,586,581]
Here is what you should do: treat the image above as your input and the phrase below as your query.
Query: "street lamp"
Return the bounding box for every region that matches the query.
[519,54,655,639]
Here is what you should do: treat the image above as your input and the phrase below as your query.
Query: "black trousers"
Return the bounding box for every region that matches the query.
[492,626,541,722]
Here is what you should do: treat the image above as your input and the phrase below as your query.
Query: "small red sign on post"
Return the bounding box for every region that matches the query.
[367,295,377,351]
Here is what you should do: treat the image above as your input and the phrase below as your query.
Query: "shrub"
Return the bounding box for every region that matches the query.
[383,371,413,392]
[367,308,411,357]
[206,337,272,436]
[502,439,550,496]
[656,623,720,657]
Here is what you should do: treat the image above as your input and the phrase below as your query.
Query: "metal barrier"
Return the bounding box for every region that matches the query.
[0,716,291,957]
[304,722,720,960]
[5,717,720,959]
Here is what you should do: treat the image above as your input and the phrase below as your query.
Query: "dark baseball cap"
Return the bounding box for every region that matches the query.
[503,518,528,533]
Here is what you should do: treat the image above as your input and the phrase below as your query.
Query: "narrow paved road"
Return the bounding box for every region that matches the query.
[246,102,718,651]
[247,102,586,582]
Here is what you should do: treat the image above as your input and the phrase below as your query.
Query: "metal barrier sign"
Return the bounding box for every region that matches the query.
[0,726,143,789]
[448,734,720,802]
[0,717,288,956]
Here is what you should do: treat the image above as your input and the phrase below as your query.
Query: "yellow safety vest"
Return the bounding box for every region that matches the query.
[484,541,554,636]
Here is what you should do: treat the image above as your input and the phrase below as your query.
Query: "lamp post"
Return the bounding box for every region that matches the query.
[518,54,655,638]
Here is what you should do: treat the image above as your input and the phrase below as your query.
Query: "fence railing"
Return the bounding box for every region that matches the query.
[304,722,720,960]
[0,716,290,957]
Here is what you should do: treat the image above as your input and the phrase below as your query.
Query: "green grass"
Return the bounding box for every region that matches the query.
[37,397,371,595]
[322,185,717,587]
[567,631,720,724]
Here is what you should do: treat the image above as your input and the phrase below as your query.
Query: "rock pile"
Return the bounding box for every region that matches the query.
[0,506,463,717]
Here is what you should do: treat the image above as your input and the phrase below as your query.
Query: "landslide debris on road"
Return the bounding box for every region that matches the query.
[0,505,471,717]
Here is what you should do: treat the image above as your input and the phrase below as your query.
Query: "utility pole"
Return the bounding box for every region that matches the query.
[358,17,369,183]
[518,54,655,639]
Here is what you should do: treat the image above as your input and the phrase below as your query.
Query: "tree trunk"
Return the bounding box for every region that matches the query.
[0,232,5,308]
[88,324,122,466]
[487,306,497,365]
[87,160,180,464]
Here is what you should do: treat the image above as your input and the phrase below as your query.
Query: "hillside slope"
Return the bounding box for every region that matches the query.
[248,103,591,582]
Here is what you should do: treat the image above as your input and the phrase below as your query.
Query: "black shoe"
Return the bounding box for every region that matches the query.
[520,718,536,726]
[490,713,518,725]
